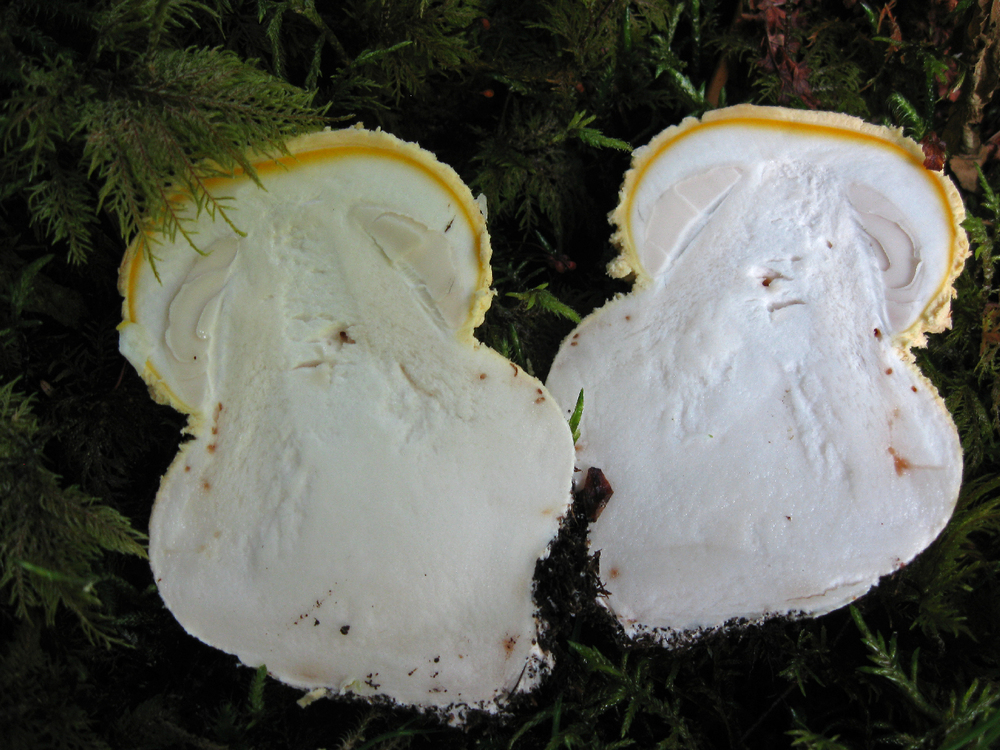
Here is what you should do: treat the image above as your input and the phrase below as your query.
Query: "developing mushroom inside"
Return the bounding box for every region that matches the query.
[120,130,575,716]
[546,109,964,640]
[640,166,743,278]
[847,183,927,332]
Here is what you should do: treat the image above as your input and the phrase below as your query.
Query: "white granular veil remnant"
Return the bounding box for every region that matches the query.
[546,105,968,642]
[119,128,574,719]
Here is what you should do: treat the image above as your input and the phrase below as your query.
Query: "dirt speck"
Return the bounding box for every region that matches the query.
[888,447,911,476]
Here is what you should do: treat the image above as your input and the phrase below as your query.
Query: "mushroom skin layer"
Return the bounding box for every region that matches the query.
[545,105,968,641]
[119,127,575,717]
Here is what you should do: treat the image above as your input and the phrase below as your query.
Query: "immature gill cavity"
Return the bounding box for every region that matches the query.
[641,166,743,279]
[164,237,238,404]
[352,205,466,331]
[847,183,923,332]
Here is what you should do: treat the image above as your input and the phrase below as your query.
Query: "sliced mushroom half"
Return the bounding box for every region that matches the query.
[546,105,968,641]
[119,127,575,717]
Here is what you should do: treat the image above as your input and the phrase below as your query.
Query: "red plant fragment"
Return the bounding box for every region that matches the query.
[744,0,818,108]
[921,133,947,171]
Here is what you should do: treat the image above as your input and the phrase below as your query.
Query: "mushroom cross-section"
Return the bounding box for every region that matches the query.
[545,105,968,642]
[118,127,575,716]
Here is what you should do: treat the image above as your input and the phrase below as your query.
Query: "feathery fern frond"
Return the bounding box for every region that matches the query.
[0,380,146,645]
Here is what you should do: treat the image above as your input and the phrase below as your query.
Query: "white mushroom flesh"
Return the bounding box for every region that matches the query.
[546,106,967,639]
[120,129,574,715]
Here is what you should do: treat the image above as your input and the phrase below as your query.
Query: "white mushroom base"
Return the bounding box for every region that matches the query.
[548,145,963,640]
[121,131,575,716]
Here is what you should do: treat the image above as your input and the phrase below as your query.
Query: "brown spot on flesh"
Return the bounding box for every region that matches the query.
[535,396,545,404]
[502,636,517,657]
[511,363,519,376]
[213,530,222,538]
[608,567,620,579]
[874,328,882,339]
[202,480,211,490]
[479,373,486,380]
[184,465,191,472]
[912,386,918,392]
[207,443,216,454]
[886,368,893,375]
[212,402,223,436]
[888,447,911,476]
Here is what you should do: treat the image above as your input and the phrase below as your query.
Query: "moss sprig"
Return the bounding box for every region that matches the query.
[2,0,327,266]
[0,380,146,645]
